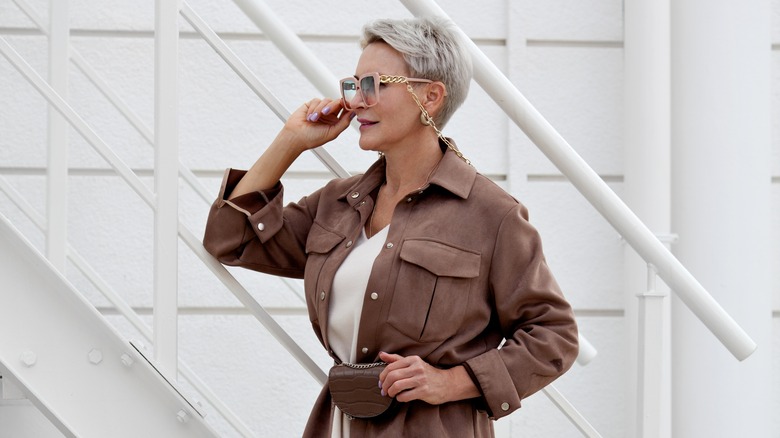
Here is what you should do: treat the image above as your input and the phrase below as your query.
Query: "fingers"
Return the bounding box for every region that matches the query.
[303,97,348,124]
[379,355,428,398]
[284,97,353,150]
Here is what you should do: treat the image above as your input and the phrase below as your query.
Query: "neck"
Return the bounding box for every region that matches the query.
[382,135,443,194]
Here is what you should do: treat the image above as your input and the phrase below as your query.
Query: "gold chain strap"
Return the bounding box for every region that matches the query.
[377,75,471,166]
[338,361,387,369]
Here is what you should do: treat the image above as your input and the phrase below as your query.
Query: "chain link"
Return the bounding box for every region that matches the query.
[377,75,472,166]
[338,361,387,369]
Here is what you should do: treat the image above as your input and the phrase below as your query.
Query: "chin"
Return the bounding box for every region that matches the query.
[358,136,382,153]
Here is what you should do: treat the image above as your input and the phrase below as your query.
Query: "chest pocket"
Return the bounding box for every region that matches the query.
[388,239,481,343]
[304,222,345,324]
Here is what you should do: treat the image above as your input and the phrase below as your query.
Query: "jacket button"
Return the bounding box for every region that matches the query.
[361,347,368,354]
[370,292,378,300]
[320,291,326,301]
[406,197,413,202]
[351,192,360,199]
[346,240,353,248]
[501,402,510,411]
[386,243,394,249]
[257,222,265,231]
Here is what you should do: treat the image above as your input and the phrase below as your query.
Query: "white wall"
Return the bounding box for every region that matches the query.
[0,1,778,437]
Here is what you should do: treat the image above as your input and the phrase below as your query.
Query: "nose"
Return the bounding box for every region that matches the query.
[348,91,366,110]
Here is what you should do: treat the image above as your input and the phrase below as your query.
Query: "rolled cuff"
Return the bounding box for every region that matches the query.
[464,349,522,420]
[216,168,284,244]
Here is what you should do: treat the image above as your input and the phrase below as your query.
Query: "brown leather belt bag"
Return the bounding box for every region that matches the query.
[328,362,395,419]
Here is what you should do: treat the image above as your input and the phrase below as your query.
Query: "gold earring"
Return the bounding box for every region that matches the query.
[420,112,431,126]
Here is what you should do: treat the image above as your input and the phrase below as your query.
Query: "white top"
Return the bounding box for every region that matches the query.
[328,225,389,363]
[328,225,389,438]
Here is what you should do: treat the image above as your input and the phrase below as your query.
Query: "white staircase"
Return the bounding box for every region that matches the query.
[0,213,218,438]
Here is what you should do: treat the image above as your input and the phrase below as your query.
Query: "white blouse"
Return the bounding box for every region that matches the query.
[328,225,389,438]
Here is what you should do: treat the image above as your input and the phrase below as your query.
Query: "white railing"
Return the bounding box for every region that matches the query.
[1,2,326,436]
[400,0,755,362]
[0,0,758,437]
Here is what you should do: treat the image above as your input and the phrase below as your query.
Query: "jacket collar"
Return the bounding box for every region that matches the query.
[427,138,477,199]
[339,138,477,206]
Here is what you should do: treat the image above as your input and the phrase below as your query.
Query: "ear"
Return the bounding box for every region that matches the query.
[421,81,447,118]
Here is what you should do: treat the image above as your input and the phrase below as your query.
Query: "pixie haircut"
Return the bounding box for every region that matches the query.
[360,17,473,128]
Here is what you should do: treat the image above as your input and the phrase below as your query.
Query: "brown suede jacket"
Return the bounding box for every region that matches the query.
[202,145,579,437]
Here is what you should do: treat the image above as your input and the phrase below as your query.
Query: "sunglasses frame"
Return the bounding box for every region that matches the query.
[339,72,432,110]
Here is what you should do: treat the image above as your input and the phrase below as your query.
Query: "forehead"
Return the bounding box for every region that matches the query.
[355,42,409,76]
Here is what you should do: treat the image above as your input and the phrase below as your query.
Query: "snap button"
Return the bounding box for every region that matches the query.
[351,192,360,199]
[358,200,366,207]
[386,243,394,249]
[370,292,378,300]
[320,291,326,301]
[501,402,510,411]
[361,347,368,354]
[257,222,265,231]
[346,240,353,248]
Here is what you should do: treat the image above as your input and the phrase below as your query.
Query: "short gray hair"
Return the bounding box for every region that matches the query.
[361,17,473,127]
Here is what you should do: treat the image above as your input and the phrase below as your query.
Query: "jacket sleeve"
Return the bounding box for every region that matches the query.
[464,204,579,419]
[202,168,320,279]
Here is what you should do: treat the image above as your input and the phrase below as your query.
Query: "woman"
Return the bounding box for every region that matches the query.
[203,17,578,437]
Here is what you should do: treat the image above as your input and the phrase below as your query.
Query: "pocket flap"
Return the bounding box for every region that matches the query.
[305,222,345,254]
[399,239,480,278]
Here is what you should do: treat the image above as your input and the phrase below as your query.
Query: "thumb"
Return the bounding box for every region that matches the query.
[379,351,402,364]
[334,110,356,132]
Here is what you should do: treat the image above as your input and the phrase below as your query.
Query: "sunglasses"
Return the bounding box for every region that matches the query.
[339,73,432,110]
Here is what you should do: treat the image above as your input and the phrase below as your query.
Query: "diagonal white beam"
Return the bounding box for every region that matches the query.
[543,384,602,437]
[180,1,349,179]
[399,0,756,362]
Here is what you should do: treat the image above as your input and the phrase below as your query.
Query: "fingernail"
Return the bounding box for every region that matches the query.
[321,106,331,115]
[380,389,386,397]
[350,112,357,119]
[378,380,382,389]
[308,113,318,122]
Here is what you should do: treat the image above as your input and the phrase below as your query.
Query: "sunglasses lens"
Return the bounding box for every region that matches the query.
[341,80,358,109]
[360,75,378,106]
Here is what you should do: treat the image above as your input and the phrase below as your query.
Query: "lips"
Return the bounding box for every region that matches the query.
[357,118,378,127]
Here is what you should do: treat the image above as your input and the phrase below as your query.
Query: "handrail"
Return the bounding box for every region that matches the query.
[399,0,756,361]
[231,0,340,97]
